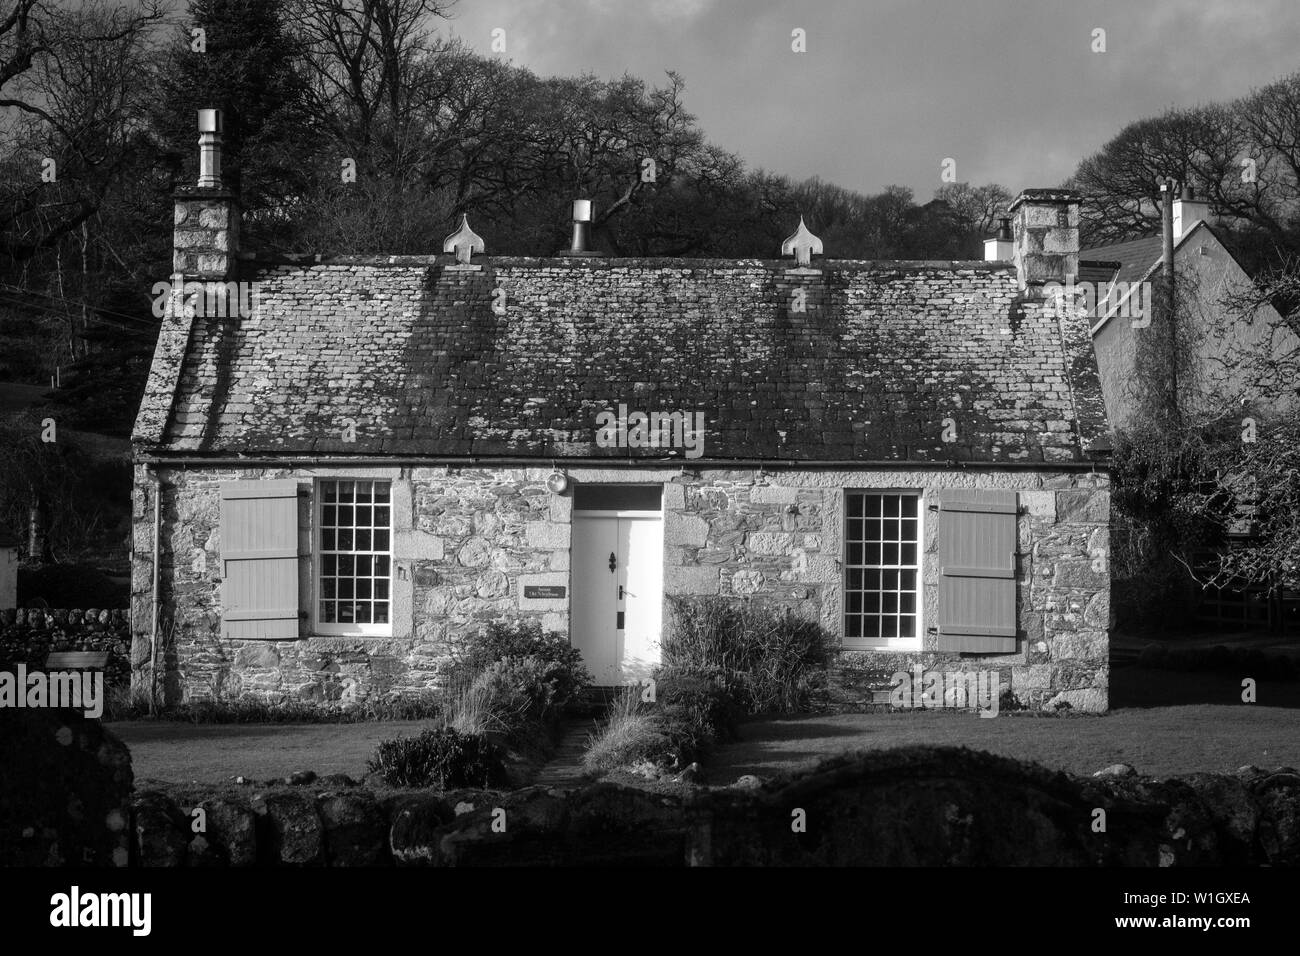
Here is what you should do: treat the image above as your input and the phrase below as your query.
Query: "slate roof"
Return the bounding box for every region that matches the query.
[1080,236,1166,288]
[1080,220,1226,328]
[133,255,1109,464]
[1077,260,1122,289]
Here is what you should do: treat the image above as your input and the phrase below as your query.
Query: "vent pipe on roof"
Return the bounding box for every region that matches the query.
[570,199,591,252]
[559,199,605,257]
[983,216,1014,262]
[1160,177,1179,419]
[173,108,240,279]
[197,108,223,189]
[1172,182,1211,241]
[1160,179,1175,283]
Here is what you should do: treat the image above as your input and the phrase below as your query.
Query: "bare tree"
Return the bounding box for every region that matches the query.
[933,181,1013,236]
[289,0,453,179]
[0,0,162,264]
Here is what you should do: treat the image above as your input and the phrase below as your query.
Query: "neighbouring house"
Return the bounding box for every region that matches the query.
[0,534,17,608]
[1079,186,1297,430]
[1077,186,1300,629]
[130,110,1111,711]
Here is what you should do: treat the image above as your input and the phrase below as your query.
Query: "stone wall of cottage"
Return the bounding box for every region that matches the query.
[131,464,1109,711]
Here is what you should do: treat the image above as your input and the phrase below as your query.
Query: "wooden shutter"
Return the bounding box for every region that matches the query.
[936,490,1018,653]
[220,479,300,640]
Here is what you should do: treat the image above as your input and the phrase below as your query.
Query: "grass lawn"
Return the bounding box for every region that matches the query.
[108,666,1300,786]
[701,666,1300,784]
[704,705,1300,784]
[108,719,436,785]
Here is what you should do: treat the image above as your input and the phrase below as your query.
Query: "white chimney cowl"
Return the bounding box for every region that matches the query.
[984,216,1014,262]
[197,108,223,189]
[560,198,603,256]
[1172,186,1211,241]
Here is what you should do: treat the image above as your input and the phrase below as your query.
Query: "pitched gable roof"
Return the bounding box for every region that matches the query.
[1080,235,1166,288]
[1080,220,1238,332]
[133,255,1108,464]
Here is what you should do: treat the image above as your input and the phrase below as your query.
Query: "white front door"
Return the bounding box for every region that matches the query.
[571,513,663,686]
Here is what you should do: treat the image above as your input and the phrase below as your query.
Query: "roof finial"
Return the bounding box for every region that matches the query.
[781,216,823,267]
[443,214,485,264]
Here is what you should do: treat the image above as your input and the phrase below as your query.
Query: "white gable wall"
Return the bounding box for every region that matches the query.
[1091,224,1298,430]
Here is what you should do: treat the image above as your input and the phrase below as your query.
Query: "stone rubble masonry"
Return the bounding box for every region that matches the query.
[1011,189,1081,290]
[172,187,240,279]
[0,608,132,688]
[124,749,1300,867]
[131,463,1109,712]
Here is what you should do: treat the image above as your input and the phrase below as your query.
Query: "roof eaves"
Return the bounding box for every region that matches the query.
[1087,221,1223,336]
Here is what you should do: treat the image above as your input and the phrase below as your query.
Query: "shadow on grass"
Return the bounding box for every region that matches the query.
[732,717,885,742]
[708,751,848,782]
[702,716,888,783]
[106,719,433,744]
[1110,666,1300,710]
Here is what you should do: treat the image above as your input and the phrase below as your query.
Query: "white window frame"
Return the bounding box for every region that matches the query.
[842,489,924,651]
[314,478,394,637]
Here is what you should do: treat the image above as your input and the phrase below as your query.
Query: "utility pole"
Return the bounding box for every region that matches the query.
[1160,178,1179,427]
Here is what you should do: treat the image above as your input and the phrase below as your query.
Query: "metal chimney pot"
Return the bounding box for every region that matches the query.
[198,108,223,189]
[569,199,593,254]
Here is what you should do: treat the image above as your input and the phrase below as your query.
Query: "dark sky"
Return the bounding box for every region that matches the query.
[443,0,1300,199]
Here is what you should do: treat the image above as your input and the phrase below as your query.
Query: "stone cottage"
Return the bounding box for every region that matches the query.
[130,110,1111,711]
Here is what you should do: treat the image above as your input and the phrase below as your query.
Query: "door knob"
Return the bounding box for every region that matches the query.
[618,585,625,600]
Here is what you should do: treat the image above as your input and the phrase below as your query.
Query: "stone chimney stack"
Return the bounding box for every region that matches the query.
[1172,184,1210,241]
[1008,188,1080,292]
[173,108,240,279]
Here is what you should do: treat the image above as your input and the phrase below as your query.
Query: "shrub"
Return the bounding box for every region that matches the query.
[443,676,515,737]
[444,657,557,738]
[103,692,443,724]
[476,656,558,722]
[444,643,589,743]
[583,669,743,776]
[356,693,444,721]
[661,597,836,713]
[367,727,506,788]
[655,666,743,751]
[997,688,1029,713]
[581,690,674,775]
[458,619,591,709]
[103,682,154,721]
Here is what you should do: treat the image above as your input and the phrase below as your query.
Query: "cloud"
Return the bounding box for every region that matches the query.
[440,0,1300,197]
